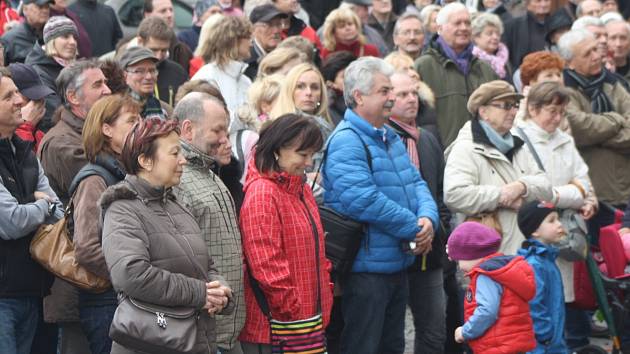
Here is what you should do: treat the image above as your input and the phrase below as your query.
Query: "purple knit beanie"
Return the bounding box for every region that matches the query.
[447,222,502,261]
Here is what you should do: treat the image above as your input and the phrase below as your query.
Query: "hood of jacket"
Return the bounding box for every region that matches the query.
[243,154,305,197]
[517,239,559,260]
[25,42,63,72]
[473,254,536,302]
[99,174,176,213]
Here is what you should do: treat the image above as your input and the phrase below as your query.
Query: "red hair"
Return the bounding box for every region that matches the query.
[520,51,565,86]
[121,118,180,174]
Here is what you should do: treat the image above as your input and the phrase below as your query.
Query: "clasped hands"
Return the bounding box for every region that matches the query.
[203,281,231,316]
[498,181,526,210]
[412,217,434,256]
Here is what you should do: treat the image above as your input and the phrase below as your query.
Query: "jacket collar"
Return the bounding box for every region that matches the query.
[125,174,175,204]
[426,34,478,70]
[60,107,85,135]
[516,120,571,148]
[520,239,558,259]
[221,60,249,79]
[343,108,397,144]
[243,155,305,196]
[471,118,524,160]
[180,139,217,170]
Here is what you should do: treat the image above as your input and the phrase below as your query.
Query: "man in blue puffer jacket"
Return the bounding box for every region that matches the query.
[322,57,439,354]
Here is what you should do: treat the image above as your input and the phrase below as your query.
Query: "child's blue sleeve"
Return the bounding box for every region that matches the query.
[462,274,503,341]
[529,262,553,343]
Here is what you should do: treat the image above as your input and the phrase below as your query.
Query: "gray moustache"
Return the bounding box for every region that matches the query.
[383,101,394,109]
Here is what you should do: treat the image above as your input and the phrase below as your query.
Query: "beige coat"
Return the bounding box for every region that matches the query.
[565,81,630,206]
[444,120,553,255]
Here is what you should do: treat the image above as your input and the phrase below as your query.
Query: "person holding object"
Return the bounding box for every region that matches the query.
[100,118,233,354]
[322,57,438,354]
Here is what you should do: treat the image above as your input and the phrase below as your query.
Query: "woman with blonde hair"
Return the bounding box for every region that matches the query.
[321,7,380,59]
[248,73,282,122]
[257,47,308,78]
[191,14,253,117]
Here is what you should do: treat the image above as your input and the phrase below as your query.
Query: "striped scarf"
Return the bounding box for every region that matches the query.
[390,117,420,168]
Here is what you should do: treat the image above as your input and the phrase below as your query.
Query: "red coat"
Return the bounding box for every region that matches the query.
[465,253,537,354]
[320,40,381,60]
[238,159,333,344]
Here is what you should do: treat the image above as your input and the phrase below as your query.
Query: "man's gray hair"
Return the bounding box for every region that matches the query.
[601,12,624,24]
[56,59,101,105]
[436,2,467,26]
[605,18,630,35]
[343,57,394,108]
[571,16,604,31]
[557,29,595,61]
[173,92,227,123]
[394,12,422,35]
[471,12,503,37]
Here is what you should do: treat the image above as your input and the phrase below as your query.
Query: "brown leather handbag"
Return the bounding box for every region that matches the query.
[29,199,111,292]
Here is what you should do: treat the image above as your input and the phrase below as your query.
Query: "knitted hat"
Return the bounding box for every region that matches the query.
[517,201,557,238]
[447,222,502,261]
[43,16,78,44]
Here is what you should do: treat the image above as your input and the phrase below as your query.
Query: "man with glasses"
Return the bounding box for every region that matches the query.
[120,46,171,119]
[137,17,187,107]
[393,13,425,60]
[245,4,289,80]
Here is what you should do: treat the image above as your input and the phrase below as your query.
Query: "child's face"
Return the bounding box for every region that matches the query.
[458,259,481,272]
[532,211,566,244]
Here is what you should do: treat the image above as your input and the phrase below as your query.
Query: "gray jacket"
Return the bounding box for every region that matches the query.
[101,174,233,354]
[173,141,245,350]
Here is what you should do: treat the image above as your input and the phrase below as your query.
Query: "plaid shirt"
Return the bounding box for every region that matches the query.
[238,160,333,344]
[174,141,245,350]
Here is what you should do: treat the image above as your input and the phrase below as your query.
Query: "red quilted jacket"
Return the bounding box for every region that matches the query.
[465,253,537,354]
[238,159,333,344]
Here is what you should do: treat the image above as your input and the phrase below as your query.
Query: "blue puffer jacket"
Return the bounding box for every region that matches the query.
[517,240,567,354]
[323,109,439,273]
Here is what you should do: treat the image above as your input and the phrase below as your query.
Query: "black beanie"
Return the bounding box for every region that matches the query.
[517,201,557,238]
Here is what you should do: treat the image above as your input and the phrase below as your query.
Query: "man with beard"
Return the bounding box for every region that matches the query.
[137,17,188,107]
[393,12,424,60]
[502,0,552,69]
[1,0,50,64]
[323,56,438,354]
[120,46,171,119]
[67,0,121,56]
[415,3,497,148]
[245,4,289,80]
[173,92,245,354]
[387,70,450,354]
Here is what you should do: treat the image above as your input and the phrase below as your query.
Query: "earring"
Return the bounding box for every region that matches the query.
[316,101,321,107]
[274,153,279,161]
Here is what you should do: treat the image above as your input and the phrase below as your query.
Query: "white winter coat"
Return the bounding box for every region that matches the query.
[513,119,593,302]
[444,120,553,255]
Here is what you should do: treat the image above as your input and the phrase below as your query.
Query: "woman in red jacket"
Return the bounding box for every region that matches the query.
[320,7,380,60]
[239,113,333,353]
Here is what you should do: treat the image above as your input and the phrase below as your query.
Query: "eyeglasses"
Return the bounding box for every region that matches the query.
[258,19,289,30]
[399,29,423,37]
[126,68,158,76]
[487,102,519,111]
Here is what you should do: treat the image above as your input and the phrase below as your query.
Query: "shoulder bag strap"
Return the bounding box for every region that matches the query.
[516,126,546,172]
[311,127,372,191]
[302,195,322,313]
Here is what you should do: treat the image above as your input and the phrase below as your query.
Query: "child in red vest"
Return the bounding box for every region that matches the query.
[448,221,537,354]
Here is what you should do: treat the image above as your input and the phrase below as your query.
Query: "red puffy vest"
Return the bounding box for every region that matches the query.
[464,253,537,354]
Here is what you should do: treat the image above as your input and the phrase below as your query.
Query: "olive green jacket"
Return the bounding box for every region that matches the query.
[415,36,498,147]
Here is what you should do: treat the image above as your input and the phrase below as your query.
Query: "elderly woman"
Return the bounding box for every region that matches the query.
[471,13,511,81]
[321,7,380,59]
[512,81,597,313]
[239,114,333,354]
[72,95,140,354]
[101,118,233,354]
[191,15,252,117]
[444,80,553,255]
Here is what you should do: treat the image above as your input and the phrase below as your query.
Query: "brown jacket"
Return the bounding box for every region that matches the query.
[565,81,630,205]
[100,175,233,354]
[37,107,87,203]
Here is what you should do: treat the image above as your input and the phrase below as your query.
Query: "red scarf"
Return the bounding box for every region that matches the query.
[390,117,420,169]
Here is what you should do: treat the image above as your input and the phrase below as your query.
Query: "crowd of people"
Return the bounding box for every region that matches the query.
[2,0,630,353]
